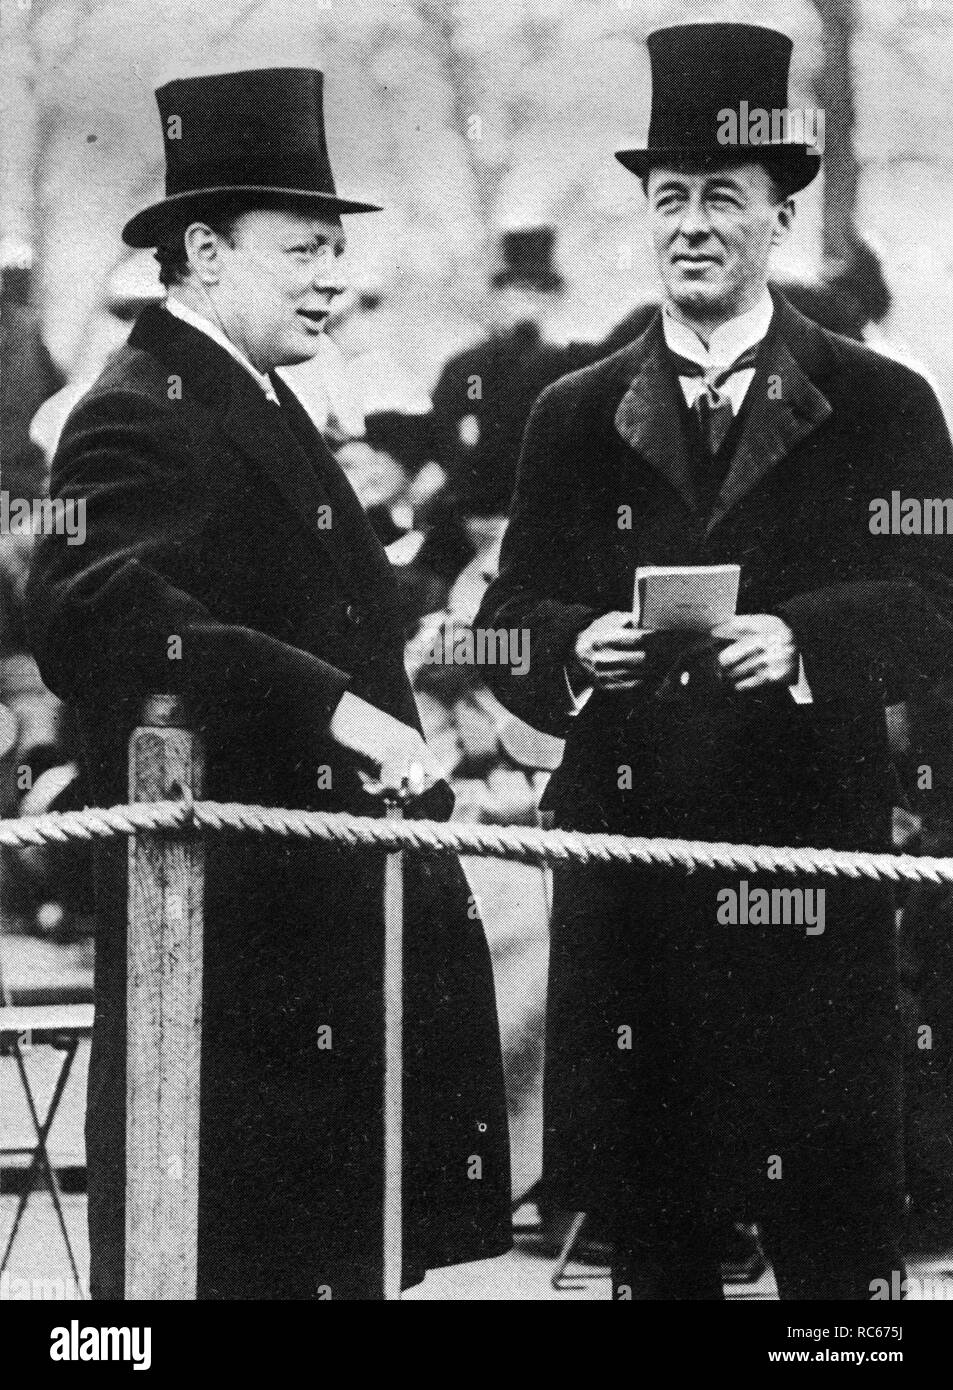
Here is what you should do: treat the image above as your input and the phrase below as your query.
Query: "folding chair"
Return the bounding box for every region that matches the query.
[0,987,93,1291]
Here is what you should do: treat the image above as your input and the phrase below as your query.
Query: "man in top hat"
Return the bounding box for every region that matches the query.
[478,24,953,1298]
[430,226,582,526]
[27,67,511,1300]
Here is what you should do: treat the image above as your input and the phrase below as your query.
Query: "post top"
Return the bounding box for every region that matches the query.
[139,693,190,728]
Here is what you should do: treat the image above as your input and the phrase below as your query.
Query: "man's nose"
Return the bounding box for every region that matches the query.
[313,265,347,299]
[676,197,713,240]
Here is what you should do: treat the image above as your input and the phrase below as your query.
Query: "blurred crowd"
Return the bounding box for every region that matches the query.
[2,225,953,1238]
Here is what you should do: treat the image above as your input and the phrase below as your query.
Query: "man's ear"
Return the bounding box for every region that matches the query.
[771,197,796,247]
[183,222,224,285]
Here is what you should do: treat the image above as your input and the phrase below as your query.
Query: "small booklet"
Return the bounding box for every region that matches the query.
[634,564,740,633]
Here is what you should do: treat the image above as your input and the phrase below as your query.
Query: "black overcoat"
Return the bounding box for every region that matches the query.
[26,305,511,1299]
[430,321,587,515]
[477,294,953,1241]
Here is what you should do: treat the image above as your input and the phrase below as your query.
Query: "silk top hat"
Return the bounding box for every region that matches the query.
[491,227,564,292]
[615,24,821,194]
[122,68,380,248]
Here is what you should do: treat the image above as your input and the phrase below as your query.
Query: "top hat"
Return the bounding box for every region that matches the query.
[615,24,821,194]
[490,227,564,293]
[122,68,380,248]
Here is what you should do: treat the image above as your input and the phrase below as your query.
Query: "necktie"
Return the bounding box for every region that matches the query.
[668,342,762,457]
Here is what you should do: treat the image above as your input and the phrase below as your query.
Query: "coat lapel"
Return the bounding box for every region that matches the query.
[611,296,835,536]
[268,372,398,603]
[705,310,833,537]
[613,318,699,516]
[128,305,393,602]
[219,368,337,537]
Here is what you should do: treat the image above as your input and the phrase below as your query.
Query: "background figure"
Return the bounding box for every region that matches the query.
[28,252,165,466]
[776,237,892,341]
[1,243,65,503]
[1,253,167,940]
[889,687,953,1251]
[0,504,87,941]
[283,285,451,625]
[411,229,585,1195]
[429,228,585,526]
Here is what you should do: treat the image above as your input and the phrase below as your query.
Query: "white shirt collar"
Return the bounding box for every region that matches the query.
[662,289,774,370]
[163,295,280,404]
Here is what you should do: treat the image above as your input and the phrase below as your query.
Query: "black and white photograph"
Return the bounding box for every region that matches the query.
[2,0,953,1345]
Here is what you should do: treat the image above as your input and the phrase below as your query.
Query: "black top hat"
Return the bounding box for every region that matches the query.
[615,24,821,194]
[122,68,380,248]
[490,227,564,293]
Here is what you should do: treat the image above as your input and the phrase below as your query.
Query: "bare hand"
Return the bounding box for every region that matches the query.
[329,691,445,801]
[711,614,798,692]
[573,611,650,692]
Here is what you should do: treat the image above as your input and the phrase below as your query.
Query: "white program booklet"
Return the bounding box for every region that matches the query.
[634,564,741,633]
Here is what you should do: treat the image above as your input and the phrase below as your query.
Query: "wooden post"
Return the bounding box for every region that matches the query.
[125,694,204,1299]
[382,802,404,1301]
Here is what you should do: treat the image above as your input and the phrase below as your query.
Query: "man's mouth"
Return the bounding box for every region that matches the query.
[296,308,330,330]
[672,254,720,270]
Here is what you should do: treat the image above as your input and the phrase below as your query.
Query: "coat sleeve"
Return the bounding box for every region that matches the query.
[779,368,953,708]
[25,386,352,738]
[475,382,599,736]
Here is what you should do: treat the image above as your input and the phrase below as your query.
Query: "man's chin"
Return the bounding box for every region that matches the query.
[668,280,732,320]
[276,335,325,368]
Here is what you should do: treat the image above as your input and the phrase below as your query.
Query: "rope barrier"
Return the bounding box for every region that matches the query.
[2,796,952,885]
[10,697,943,1301]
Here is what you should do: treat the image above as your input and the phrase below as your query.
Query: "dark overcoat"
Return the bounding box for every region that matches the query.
[26,305,511,1299]
[477,293,953,1244]
[430,321,587,516]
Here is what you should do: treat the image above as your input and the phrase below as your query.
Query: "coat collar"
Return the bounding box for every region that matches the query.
[127,304,392,600]
[613,289,836,535]
[161,295,280,401]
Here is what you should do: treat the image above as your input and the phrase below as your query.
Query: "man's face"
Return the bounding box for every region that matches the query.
[209,207,348,371]
[492,286,549,331]
[646,163,792,325]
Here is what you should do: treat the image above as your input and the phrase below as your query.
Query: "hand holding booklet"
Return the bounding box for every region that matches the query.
[634,564,740,633]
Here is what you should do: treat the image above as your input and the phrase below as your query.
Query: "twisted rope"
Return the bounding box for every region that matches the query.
[1,798,952,884]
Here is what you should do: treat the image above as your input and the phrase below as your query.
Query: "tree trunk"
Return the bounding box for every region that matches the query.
[813,0,860,263]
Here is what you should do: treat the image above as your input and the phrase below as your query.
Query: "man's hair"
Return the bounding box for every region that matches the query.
[640,157,794,203]
[153,192,329,288]
[154,198,245,288]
